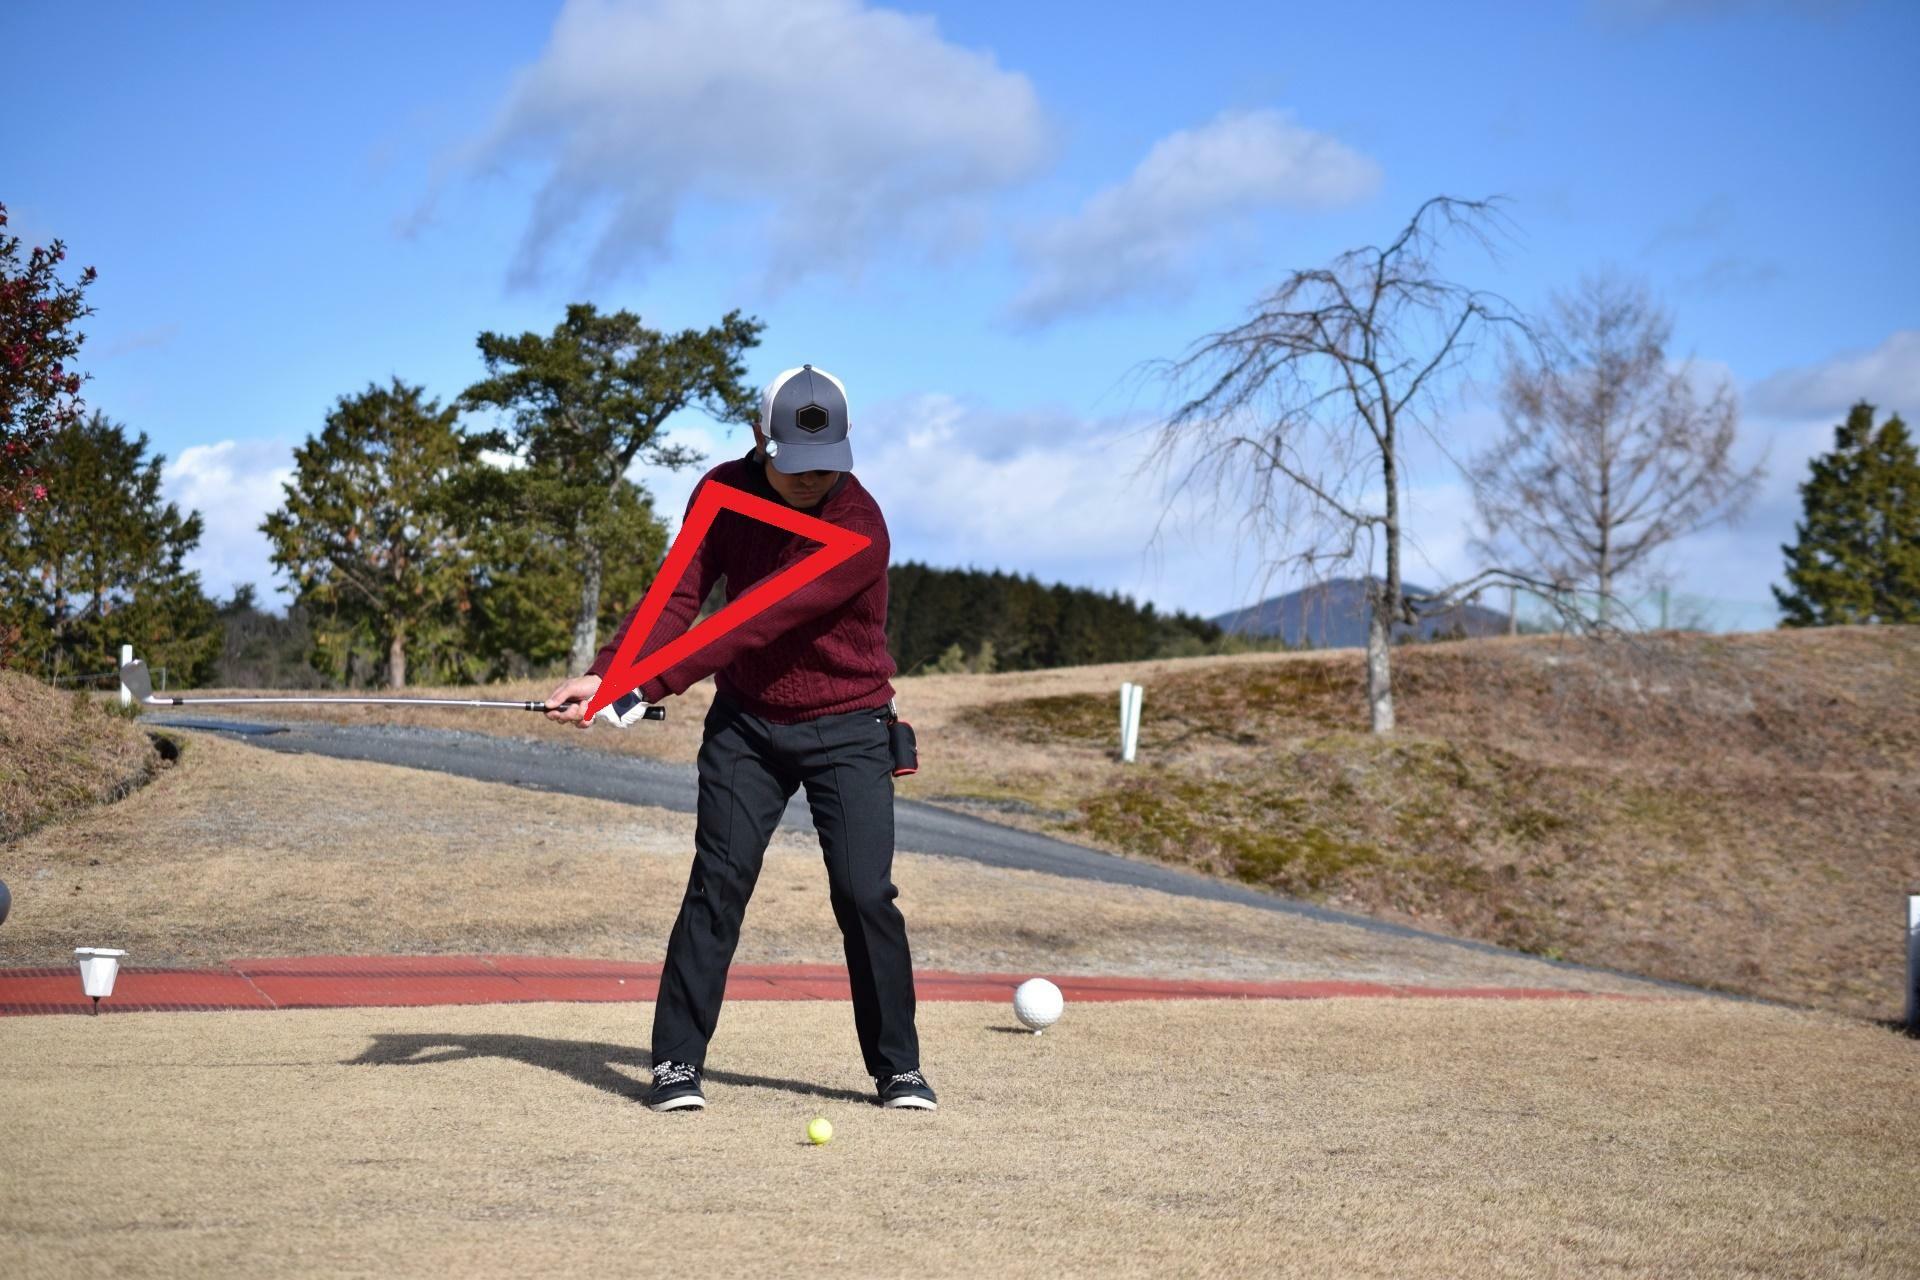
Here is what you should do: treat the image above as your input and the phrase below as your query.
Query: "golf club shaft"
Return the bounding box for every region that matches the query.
[145,694,548,708]
[141,694,666,720]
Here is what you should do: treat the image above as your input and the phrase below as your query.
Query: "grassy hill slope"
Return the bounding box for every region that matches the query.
[903,627,1919,1020]
[0,672,163,846]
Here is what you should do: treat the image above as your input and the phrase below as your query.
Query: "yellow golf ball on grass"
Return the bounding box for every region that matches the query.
[806,1116,834,1145]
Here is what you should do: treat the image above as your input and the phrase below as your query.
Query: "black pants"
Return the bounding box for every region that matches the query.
[651,691,921,1078]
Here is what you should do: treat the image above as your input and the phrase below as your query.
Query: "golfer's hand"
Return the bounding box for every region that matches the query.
[543,674,602,727]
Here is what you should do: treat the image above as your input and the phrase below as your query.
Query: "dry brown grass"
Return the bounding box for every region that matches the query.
[93,628,1920,1017]
[907,629,1920,1020]
[0,670,159,846]
[0,732,1662,993]
[2,998,1914,1278]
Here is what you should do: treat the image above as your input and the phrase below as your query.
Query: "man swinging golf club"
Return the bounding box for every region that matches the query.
[543,365,936,1113]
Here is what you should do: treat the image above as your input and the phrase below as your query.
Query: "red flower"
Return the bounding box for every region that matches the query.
[32,485,47,501]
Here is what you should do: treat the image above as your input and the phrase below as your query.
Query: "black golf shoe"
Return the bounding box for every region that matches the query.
[876,1069,937,1110]
[645,1060,705,1112]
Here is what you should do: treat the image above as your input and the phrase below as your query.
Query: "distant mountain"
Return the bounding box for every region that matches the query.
[1210,577,1510,648]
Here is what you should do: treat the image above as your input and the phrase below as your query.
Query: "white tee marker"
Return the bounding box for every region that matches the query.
[1119,682,1144,764]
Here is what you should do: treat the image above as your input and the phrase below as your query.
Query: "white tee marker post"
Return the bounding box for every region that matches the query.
[1121,687,1136,767]
[119,644,134,708]
[75,947,127,1014]
[1118,682,1143,764]
[1905,892,1919,1037]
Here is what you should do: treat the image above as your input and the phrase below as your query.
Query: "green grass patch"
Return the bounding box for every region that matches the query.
[952,692,1114,745]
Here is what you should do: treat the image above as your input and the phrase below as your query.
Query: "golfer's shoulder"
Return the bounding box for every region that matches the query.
[701,455,755,491]
[831,474,887,540]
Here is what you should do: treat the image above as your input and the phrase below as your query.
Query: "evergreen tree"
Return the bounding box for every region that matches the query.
[459,303,762,674]
[883,560,1223,673]
[1775,401,1920,626]
[0,409,219,682]
[262,379,477,688]
[215,584,323,689]
[449,459,669,680]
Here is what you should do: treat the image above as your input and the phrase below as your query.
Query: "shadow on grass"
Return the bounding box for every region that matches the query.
[343,1032,874,1104]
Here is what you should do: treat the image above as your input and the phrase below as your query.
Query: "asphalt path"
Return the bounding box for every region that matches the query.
[147,715,1730,997]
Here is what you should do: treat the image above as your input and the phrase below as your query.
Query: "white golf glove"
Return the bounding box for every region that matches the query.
[591,690,654,729]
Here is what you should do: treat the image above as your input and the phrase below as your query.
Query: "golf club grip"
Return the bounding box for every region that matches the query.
[529,700,665,721]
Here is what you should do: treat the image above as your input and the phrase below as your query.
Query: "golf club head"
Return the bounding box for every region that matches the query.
[118,659,154,704]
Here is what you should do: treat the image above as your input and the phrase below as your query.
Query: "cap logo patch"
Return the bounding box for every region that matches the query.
[795,404,829,433]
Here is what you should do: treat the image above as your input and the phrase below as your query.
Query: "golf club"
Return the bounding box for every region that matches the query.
[117,659,665,727]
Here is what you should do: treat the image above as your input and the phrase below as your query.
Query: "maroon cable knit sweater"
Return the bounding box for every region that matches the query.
[587,446,898,724]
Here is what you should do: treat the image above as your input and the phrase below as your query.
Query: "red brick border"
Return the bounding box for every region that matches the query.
[0,955,1638,1017]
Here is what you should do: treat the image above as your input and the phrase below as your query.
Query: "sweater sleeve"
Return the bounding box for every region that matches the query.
[586,481,722,701]
[637,515,888,701]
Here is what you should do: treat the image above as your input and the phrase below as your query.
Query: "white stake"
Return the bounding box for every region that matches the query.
[1122,683,1144,764]
[1119,682,1133,758]
[1905,893,1919,1036]
[119,644,134,708]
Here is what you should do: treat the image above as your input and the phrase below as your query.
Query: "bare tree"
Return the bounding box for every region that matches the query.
[1141,196,1562,734]
[1469,272,1762,625]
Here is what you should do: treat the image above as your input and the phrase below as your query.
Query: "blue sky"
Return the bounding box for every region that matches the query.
[9,0,1917,631]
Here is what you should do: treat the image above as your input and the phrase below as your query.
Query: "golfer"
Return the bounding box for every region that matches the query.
[543,365,935,1114]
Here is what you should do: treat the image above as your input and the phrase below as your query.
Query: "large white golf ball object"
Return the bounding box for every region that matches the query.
[1013,978,1064,1033]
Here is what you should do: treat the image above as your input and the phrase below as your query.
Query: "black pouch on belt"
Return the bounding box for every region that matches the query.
[882,699,918,776]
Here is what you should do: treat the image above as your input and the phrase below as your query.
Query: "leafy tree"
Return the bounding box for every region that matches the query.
[1775,402,1920,626]
[0,409,219,682]
[458,303,763,673]
[449,459,669,680]
[262,379,477,688]
[0,202,97,515]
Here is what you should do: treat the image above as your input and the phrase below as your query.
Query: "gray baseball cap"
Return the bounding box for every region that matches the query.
[759,364,853,474]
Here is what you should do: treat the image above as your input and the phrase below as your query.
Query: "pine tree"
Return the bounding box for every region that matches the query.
[262,379,477,688]
[0,409,219,682]
[1775,401,1920,626]
[459,304,762,674]
[449,459,669,680]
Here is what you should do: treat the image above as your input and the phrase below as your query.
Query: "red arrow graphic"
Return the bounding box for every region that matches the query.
[582,479,872,722]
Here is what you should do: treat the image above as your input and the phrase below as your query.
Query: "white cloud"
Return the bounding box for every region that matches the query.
[429,0,1047,291]
[609,334,1920,635]
[1009,109,1381,326]
[164,439,296,604]
[846,393,1287,618]
[1746,330,1920,421]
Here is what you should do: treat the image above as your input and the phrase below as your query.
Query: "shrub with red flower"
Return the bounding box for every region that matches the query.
[0,201,96,513]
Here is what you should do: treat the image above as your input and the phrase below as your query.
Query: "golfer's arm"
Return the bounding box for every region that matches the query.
[640,521,887,698]
[586,531,721,698]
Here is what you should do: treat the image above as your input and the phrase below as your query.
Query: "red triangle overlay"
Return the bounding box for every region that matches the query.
[582,480,872,722]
